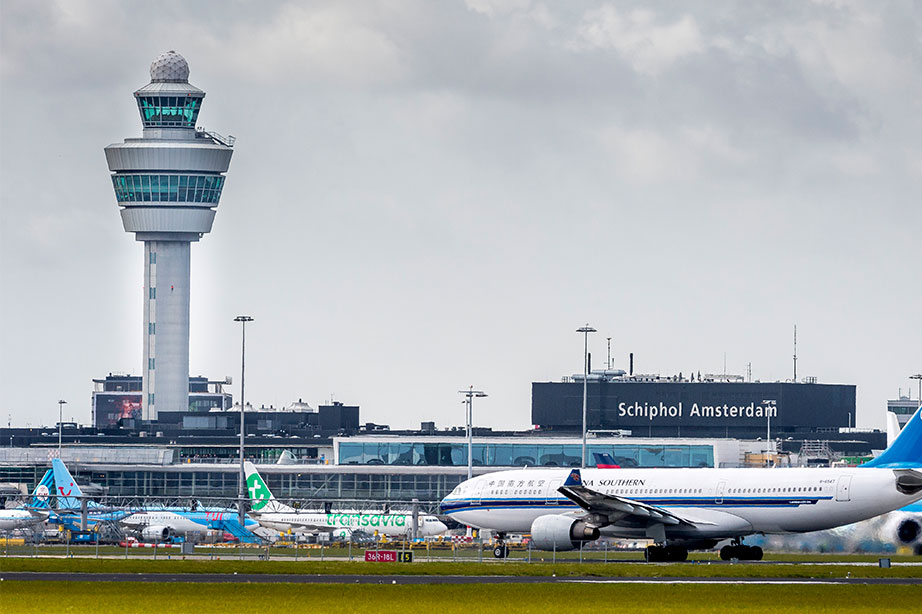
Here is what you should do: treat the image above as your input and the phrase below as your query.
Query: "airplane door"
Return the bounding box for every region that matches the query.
[473,480,485,506]
[836,475,852,502]
[546,479,562,505]
[715,480,727,505]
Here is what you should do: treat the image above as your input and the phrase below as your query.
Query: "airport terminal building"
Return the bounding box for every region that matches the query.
[533,371,859,440]
[0,369,886,511]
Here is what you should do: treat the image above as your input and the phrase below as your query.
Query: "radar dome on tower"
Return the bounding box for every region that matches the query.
[150,51,190,83]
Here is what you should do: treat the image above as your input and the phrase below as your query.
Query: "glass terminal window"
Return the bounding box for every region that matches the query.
[112,174,225,204]
[136,95,202,128]
[336,442,714,468]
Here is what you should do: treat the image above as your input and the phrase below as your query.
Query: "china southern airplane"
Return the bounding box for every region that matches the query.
[244,462,448,539]
[441,405,922,562]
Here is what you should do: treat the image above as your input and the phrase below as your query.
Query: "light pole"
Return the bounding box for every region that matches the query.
[577,325,596,468]
[234,315,253,525]
[459,386,487,480]
[911,374,922,405]
[762,399,777,462]
[57,400,67,453]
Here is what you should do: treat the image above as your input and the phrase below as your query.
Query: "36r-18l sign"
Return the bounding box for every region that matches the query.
[364,550,412,562]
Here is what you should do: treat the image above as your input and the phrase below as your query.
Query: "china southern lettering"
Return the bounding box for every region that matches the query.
[618,402,778,421]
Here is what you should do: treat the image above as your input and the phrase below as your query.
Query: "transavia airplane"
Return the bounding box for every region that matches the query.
[244,461,448,538]
[441,405,922,562]
[0,469,53,532]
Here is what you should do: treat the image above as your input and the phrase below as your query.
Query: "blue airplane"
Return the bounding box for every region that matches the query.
[50,459,260,543]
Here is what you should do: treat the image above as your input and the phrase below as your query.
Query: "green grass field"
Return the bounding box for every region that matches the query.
[2,582,920,614]
[3,556,922,579]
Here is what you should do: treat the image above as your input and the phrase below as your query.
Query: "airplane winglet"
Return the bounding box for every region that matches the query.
[564,468,582,487]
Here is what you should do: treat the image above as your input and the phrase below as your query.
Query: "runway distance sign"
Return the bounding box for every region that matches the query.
[364,550,413,563]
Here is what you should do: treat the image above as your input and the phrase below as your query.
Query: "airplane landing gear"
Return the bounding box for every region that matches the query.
[719,542,763,561]
[492,533,509,558]
[493,544,509,558]
[644,545,688,562]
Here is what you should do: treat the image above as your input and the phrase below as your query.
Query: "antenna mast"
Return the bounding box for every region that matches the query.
[793,324,797,382]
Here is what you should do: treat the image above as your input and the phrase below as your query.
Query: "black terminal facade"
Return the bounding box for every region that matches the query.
[532,379,857,440]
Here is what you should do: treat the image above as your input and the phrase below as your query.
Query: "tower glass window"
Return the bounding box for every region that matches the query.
[137,95,202,128]
[112,174,225,204]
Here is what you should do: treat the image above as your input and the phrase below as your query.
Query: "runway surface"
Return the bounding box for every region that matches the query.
[2,572,920,585]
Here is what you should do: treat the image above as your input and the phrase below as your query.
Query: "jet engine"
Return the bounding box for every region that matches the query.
[140,526,174,542]
[882,511,922,555]
[529,514,600,551]
[331,529,353,542]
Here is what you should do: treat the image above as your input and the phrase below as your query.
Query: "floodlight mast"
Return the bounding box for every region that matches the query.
[577,325,596,468]
[459,386,487,480]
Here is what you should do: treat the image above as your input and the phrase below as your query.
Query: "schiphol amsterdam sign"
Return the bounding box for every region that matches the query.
[617,401,778,422]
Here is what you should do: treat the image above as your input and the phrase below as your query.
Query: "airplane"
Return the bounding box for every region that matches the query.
[244,461,448,539]
[120,508,261,543]
[593,452,622,469]
[47,459,131,538]
[0,469,53,532]
[441,404,922,562]
[49,458,260,543]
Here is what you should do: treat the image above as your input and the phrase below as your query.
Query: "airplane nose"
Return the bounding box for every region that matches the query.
[435,521,448,534]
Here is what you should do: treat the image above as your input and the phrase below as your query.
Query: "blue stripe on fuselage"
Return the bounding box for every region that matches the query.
[440,496,830,515]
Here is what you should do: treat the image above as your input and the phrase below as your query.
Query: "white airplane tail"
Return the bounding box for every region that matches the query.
[244,461,295,513]
[887,411,902,448]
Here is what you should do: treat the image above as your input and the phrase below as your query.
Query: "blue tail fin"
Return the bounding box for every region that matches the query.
[27,469,54,509]
[52,458,84,509]
[863,405,922,468]
[564,468,583,487]
[593,453,621,468]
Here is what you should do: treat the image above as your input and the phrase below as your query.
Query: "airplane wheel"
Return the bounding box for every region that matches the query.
[665,546,688,562]
[644,546,662,562]
[493,545,508,559]
[745,546,763,561]
[719,545,736,561]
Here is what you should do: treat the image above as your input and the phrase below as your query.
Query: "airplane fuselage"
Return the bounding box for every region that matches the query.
[253,511,448,537]
[121,510,256,534]
[441,466,922,541]
[0,510,47,531]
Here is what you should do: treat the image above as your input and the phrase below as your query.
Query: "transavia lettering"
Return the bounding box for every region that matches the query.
[324,513,407,528]
[618,402,777,421]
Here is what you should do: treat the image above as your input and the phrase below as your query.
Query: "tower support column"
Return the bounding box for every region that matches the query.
[142,240,191,420]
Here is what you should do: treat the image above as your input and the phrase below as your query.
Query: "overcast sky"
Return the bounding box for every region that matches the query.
[2,1,921,431]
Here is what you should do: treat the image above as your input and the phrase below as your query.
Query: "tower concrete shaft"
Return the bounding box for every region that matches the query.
[105,51,234,420]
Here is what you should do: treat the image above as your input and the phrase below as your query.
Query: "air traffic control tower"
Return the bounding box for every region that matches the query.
[105,51,234,420]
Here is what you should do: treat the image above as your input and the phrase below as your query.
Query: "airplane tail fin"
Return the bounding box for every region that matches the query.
[563,468,583,487]
[863,405,922,468]
[887,411,902,448]
[52,458,83,509]
[27,469,54,509]
[244,461,294,513]
[592,452,621,469]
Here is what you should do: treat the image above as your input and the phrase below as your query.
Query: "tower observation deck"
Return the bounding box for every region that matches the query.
[104,51,234,420]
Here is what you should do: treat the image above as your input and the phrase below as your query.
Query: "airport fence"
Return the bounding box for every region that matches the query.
[0,535,641,563]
